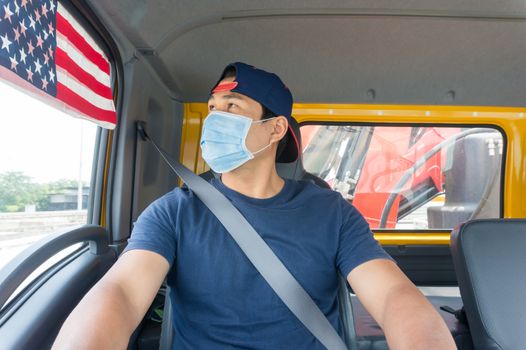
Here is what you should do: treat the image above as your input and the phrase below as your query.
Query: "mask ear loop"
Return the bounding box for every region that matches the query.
[250,117,280,156]
[252,116,277,124]
[251,142,273,155]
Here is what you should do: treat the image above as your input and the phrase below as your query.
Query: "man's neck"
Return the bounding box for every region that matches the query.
[220,163,285,199]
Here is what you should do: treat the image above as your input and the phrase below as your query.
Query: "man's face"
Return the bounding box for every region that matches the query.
[207,76,277,156]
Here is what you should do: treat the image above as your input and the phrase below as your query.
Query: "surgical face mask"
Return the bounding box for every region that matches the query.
[200,111,275,173]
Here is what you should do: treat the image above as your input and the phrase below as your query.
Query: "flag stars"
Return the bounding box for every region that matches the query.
[26,67,34,82]
[36,34,44,49]
[1,33,12,53]
[10,55,19,71]
[19,47,27,64]
[27,40,35,56]
[29,14,36,30]
[34,58,43,75]
[3,4,14,23]
[41,3,49,18]
[34,9,41,24]
[13,26,21,43]
[1,1,66,95]
[19,19,27,37]
[41,76,48,90]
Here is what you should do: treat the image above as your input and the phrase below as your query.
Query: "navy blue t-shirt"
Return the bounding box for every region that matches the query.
[124,178,391,349]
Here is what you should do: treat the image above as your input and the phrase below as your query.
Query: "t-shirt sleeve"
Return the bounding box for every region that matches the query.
[336,200,393,278]
[121,193,178,267]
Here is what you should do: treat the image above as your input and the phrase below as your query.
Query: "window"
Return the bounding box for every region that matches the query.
[301,125,503,230]
[0,0,116,272]
[0,81,97,270]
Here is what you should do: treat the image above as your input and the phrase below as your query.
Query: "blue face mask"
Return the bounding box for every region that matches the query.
[200,111,275,173]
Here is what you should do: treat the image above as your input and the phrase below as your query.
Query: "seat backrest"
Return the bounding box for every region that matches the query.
[450,219,526,350]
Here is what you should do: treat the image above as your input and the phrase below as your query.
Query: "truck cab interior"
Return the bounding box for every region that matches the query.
[1,1,526,349]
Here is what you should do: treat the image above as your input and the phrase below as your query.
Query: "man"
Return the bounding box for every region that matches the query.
[53,62,456,349]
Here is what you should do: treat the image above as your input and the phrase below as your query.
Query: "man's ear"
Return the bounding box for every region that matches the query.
[271,116,289,142]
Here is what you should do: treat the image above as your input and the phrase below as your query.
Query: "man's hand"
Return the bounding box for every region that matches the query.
[348,259,457,349]
[52,249,169,350]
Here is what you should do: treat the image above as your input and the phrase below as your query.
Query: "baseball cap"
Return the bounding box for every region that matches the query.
[210,62,299,163]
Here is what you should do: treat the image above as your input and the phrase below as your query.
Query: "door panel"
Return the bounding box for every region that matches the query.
[383,245,456,285]
[0,225,116,350]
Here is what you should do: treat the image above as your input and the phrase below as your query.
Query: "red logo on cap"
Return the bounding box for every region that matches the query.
[212,81,238,93]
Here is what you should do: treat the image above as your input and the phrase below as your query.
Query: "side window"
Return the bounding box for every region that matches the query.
[0,81,97,270]
[0,1,116,271]
[301,125,503,230]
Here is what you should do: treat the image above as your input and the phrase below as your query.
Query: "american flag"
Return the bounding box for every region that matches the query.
[0,0,116,128]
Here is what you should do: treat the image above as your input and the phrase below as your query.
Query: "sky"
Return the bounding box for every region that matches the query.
[0,80,97,184]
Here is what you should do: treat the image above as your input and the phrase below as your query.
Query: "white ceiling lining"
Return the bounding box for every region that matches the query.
[87,2,526,106]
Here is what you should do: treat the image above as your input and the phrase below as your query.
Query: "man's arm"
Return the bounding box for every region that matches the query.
[52,250,169,350]
[348,259,457,350]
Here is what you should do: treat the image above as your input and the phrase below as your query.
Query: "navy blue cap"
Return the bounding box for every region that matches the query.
[211,62,299,163]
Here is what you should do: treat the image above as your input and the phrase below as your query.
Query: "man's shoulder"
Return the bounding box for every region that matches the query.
[147,185,199,212]
[292,178,342,200]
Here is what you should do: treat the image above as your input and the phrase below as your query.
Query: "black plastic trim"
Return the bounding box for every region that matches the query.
[88,127,106,225]
[0,225,110,309]
[0,248,116,349]
[0,246,88,324]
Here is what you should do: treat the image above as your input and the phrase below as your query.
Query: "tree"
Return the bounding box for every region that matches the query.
[0,172,84,212]
[0,171,42,212]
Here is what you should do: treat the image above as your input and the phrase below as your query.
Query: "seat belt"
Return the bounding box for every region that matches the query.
[137,122,347,350]
[159,286,174,350]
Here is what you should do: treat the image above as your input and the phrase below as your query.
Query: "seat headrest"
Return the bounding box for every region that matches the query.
[276,117,306,180]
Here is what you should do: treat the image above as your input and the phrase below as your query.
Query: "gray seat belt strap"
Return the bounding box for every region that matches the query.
[137,122,347,350]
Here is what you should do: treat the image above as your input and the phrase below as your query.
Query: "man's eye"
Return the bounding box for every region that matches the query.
[228,103,237,108]
[209,105,215,111]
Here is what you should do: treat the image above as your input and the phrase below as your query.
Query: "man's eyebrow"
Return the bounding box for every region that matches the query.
[208,94,244,103]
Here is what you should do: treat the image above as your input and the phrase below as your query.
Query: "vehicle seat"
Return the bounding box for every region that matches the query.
[450,219,526,350]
